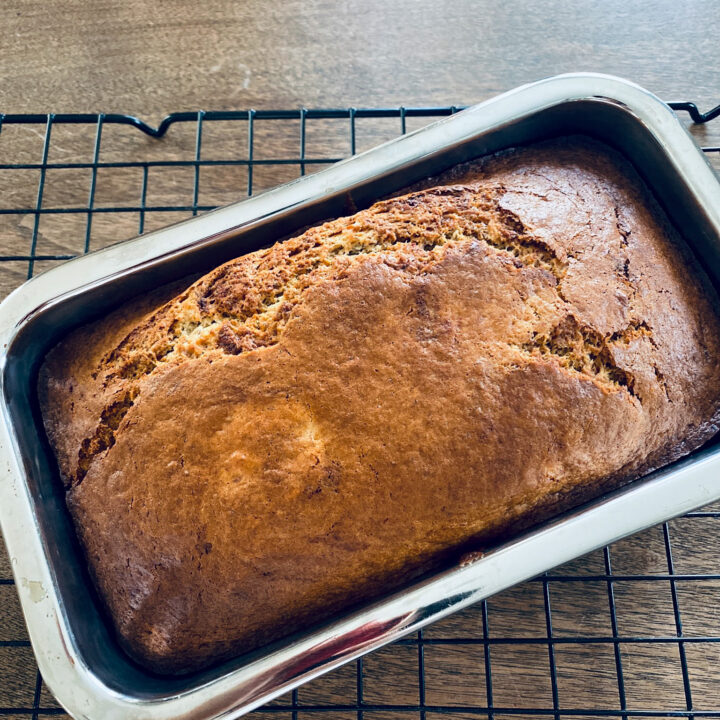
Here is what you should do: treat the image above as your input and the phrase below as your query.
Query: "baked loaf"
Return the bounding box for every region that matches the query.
[39,138,720,674]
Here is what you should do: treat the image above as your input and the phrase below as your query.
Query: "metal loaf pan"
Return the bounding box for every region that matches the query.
[2,73,720,720]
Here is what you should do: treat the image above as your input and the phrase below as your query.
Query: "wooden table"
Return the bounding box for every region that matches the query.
[1,0,718,129]
[1,1,719,717]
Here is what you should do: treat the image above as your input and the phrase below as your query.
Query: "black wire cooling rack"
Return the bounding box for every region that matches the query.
[1,101,720,719]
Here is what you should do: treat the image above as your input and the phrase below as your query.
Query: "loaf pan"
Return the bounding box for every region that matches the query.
[2,73,720,720]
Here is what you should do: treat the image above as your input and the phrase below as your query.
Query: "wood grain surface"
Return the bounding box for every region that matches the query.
[1,0,719,717]
[1,0,719,125]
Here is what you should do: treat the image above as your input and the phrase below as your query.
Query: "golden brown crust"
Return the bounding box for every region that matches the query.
[39,138,720,673]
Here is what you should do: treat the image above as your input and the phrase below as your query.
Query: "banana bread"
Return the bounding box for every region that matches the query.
[38,137,720,674]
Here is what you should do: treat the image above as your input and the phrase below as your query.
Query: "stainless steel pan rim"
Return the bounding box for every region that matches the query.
[1,72,720,720]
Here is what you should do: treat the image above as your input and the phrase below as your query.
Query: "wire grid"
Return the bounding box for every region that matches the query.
[1,103,720,719]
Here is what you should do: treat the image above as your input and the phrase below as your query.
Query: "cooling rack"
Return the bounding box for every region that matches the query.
[0,101,719,720]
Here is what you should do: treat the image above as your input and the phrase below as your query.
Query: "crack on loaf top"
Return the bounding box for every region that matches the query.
[520,315,651,399]
[99,184,567,386]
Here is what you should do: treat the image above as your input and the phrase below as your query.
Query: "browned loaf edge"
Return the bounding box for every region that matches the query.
[38,138,720,674]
